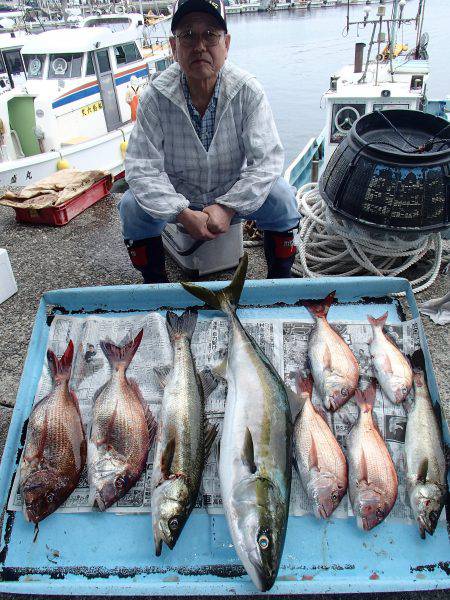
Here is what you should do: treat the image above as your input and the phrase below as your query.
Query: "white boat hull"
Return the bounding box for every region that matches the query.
[0,123,132,187]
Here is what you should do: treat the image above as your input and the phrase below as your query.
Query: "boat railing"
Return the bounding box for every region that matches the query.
[284,126,326,190]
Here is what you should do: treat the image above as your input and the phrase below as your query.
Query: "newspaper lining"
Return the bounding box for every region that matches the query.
[8,310,435,526]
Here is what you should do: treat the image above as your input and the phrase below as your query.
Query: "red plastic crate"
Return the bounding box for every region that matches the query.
[14,175,113,227]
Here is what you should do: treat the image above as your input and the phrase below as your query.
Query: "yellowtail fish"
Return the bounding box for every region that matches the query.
[182,254,293,592]
[151,310,218,555]
[20,341,86,523]
[348,381,398,531]
[305,292,359,411]
[88,330,157,510]
[405,369,447,538]
[367,312,413,405]
[293,374,347,518]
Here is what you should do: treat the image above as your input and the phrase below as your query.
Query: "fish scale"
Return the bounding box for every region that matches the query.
[20,341,87,524]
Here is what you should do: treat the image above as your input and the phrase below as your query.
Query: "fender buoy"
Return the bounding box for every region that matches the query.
[57,158,70,170]
[120,140,128,159]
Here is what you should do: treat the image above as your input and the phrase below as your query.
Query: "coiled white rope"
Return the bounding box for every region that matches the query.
[292,183,443,295]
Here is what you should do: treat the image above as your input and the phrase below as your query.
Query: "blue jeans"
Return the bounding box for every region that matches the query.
[118,176,300,241]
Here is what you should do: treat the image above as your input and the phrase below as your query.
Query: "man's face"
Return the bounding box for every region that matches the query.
[170,12,230,82]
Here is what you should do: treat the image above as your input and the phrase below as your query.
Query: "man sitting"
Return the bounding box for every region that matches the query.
[119,0,300,283]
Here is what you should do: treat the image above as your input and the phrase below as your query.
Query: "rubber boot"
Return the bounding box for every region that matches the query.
[125,236,169,284]
[263,230,297,279]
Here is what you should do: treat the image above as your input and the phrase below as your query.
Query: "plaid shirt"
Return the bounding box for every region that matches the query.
[126,62,284,222]
[181,72,221,151]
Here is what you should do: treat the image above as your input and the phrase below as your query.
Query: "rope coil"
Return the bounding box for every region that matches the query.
[292,183,443,295]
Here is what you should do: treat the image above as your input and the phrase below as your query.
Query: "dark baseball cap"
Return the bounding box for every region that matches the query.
[171,0,227,33]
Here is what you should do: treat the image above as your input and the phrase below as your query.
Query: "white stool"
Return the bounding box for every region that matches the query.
[0,249,18,304]
[162,222,244,277]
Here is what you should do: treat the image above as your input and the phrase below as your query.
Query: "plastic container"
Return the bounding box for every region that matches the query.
[0,248,17,304]
[13,176,112,227]
[0,277,448,596]
[162,222,244,276]
[320,109,450,233]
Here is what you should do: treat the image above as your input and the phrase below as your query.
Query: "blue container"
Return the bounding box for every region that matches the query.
[0,277,449,595]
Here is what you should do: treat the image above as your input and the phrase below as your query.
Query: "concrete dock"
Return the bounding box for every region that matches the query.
[0,185,449,599]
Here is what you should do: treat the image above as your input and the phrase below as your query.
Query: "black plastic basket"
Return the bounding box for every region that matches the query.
[319,109,450,232]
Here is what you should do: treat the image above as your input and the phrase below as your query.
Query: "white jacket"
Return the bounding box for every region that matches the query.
[125,61,284,222]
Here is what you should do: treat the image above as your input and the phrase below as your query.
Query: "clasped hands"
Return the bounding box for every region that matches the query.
[177,204,236,241]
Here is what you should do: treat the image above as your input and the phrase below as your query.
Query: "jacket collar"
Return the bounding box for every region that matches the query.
[151,61,255,117]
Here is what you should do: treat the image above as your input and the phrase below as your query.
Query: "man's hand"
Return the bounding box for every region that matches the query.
[203,204,235,235]
[177,208,218,241]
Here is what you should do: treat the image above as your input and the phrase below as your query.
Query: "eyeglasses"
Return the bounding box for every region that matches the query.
[174,29,224,47]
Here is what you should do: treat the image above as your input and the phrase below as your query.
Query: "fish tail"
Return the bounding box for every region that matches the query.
[100,329,143,369]
[166,309,198,342]
[304,291,335,319]
[367,312,388,328]
[355,379,377,413]
[47,340,74,381]
[181,253,248,313]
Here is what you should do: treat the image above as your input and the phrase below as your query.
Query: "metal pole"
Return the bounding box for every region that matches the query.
[375,13,383,86]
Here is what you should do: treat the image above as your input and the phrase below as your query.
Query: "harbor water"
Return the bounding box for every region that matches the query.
[192,0,448,166]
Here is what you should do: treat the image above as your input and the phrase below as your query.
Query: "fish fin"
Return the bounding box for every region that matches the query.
[136,394,157,445]
[308,436,319,471]
[287,386,306,422]
[354,380,377,413]
[181,253,248,312]
[161,438,176,478]
[371,410,382,436]
[211,355,228,381]
[204,421,219,460]
[380,353,393,374]
[47,340,74,381]
[154,365,171,388]
[417,458,429,484]
[367,312,388,328]
[303,291,336,319]
[296,373,313,398]
[242,427,257,474]
[358,449,369,484]
[314,403,329,422]
[166,309,198,342]
[100,329,143,369]
[198,369,219,398]
[323,344,332,370]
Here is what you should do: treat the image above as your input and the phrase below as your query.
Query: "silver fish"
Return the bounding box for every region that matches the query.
[405,369,447,538]
[20,341,86,523]
[347,381,398,531]
[182,254,292,592]
[151,310,218,555]
[293,374,347,518]
[305,292,359,411]
[368,312,412,404]
[88,330,157,510]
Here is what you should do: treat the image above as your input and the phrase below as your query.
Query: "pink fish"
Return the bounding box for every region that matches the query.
[368,312,412,404]
[305,292,359,411]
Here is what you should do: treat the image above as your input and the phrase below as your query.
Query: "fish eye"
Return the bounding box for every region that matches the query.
[331,492,338,502]
[46,492,55,503]
[115,476,125,489]
[341,388,349,397]
[376,508,384,519]
[169,517,179,531]
[401,386,408,394]
[258,534,270,550]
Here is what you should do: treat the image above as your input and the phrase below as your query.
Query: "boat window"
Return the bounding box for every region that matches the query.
[373,103,410,111]
[48,53,83,79]
[4,50,24,76]
[96,49,111,73]
[86,52,95,76]
[24,54,45,79]
[114,42,141,66]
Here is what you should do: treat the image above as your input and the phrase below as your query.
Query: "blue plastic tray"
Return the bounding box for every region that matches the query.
[0,277,449,595]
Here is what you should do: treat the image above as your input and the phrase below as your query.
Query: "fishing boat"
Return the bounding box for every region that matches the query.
[0,13,172,187]
[285,0,449,189]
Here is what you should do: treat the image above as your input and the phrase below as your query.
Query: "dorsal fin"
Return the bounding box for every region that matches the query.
[204,422,219,460]
[198,369,219,398]
[359,450,369,484]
